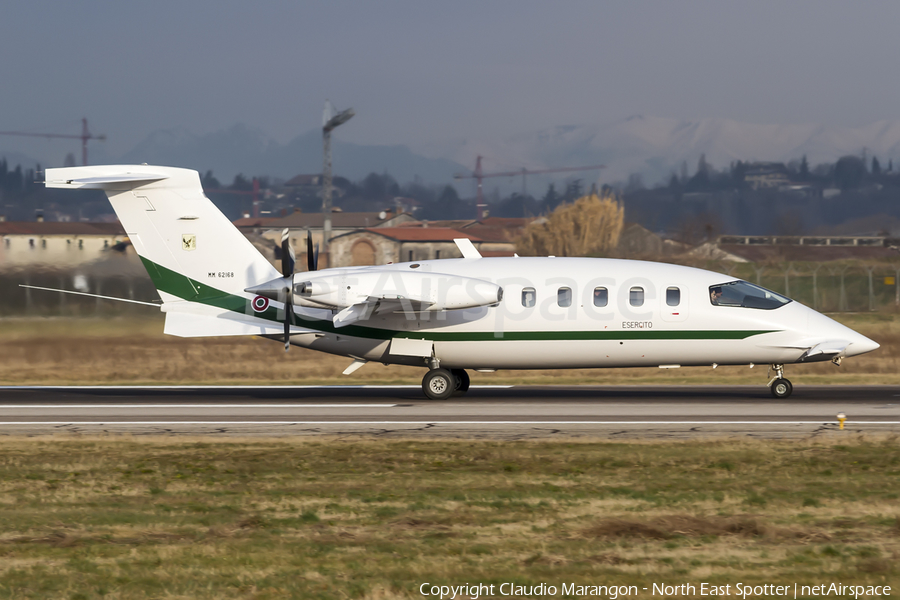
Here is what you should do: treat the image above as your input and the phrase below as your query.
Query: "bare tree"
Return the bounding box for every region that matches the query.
[516,191,624,257]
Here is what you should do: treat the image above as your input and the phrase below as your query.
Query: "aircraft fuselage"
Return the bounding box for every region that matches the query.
[285,257,877,371]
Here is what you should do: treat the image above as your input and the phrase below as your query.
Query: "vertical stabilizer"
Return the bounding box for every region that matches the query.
[45,165,280,305]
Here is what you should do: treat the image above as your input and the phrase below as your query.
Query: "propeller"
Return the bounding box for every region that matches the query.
[281,228,295,351]
[307,229,319,272]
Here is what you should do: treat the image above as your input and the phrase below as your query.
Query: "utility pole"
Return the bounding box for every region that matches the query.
[321,101,354,263]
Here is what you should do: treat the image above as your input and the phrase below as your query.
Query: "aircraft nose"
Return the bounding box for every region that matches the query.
[847,334,880,357]
[806,308,879,358]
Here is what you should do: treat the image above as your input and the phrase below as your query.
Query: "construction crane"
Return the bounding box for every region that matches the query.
[0,118,106,166]
[454,155,605,219]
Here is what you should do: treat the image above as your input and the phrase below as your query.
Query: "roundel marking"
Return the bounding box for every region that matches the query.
[251,296,270,312]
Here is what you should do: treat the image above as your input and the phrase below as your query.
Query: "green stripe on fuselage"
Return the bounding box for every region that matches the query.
[139,257,778,343]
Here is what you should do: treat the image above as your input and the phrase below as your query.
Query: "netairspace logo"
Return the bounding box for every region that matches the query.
[418,581,893,599]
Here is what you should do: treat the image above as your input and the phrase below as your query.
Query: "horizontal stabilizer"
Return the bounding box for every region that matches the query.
[163,304,311,338]
[45,172,168,189]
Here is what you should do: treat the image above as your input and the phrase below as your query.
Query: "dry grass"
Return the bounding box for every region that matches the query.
[1,312,899,385]
[0,437,896,598]
[584,515,771,540]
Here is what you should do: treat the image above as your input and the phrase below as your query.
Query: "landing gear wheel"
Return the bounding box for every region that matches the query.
[451,369,470,393]
[422,368,455,400]
[770,378,793,399]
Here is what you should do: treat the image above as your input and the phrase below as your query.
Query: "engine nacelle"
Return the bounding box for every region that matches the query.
[293,270,502,311]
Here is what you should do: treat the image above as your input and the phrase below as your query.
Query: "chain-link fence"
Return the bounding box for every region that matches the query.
[703,261,900,312]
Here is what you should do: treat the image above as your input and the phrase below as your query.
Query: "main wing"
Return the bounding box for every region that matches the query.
[332,297,433,328]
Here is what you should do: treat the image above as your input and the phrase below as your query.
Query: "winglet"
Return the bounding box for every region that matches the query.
[454,238,482,259]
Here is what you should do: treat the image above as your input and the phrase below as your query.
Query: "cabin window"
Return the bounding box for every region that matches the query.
[710,280,791,310]
[558,287,572,307]
[522,287,536,308]
[666,287,680,306]
[593,287,608,307]
[629,286,644,307]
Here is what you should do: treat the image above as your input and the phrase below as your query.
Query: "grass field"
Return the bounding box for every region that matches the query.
[1,316,898,598]
[0,437,896,599]
[1,312,898,386]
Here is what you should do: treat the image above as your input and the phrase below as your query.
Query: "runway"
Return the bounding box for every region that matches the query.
[1,384,898,438]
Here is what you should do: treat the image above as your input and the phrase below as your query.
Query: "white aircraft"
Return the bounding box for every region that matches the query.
[43,165,879,400]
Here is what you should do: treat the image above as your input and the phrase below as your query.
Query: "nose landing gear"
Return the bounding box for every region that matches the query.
[768,364,793,398]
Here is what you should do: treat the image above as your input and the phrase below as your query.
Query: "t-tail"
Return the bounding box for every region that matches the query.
[45,165,286,337]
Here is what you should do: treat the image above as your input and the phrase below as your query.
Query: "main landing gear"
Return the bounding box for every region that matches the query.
[422,368,470,400]
[768,364,793,398]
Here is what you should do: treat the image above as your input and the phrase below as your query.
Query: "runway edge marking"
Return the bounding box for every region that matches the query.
[0,421,898,425]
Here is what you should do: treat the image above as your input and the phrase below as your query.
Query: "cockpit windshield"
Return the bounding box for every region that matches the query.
[709,280,791,310]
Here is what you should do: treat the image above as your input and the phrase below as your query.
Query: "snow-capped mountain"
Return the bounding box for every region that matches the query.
[424,116,900,186]
[9,115,900,191]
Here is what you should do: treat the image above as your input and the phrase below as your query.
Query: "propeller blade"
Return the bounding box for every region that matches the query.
[280,228,295,352]
[281,228,295,278]
[284,299,291,351]
[283,279,291,352]
[306,229,317,271]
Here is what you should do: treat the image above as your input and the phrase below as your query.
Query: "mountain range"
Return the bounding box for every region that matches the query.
[4,116,900,190]
[425,115,900,186]
[119,125,465,185]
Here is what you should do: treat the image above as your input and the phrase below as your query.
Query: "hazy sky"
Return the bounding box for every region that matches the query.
[3,0,900,157]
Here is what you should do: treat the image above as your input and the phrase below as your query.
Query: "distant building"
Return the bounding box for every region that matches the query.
[616,223,688,258]
[392,196,423,216]
[233,209,416,269]
[329,226,516,267]
[0,221,128,270]
[459,216,535,242]
[744,162,790,189]
[281,173,349,203]
[284,174,323,188]
[688,234,900,262]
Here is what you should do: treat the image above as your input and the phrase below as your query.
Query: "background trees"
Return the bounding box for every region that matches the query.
[834,155,866,190]
[516,191,624,257]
